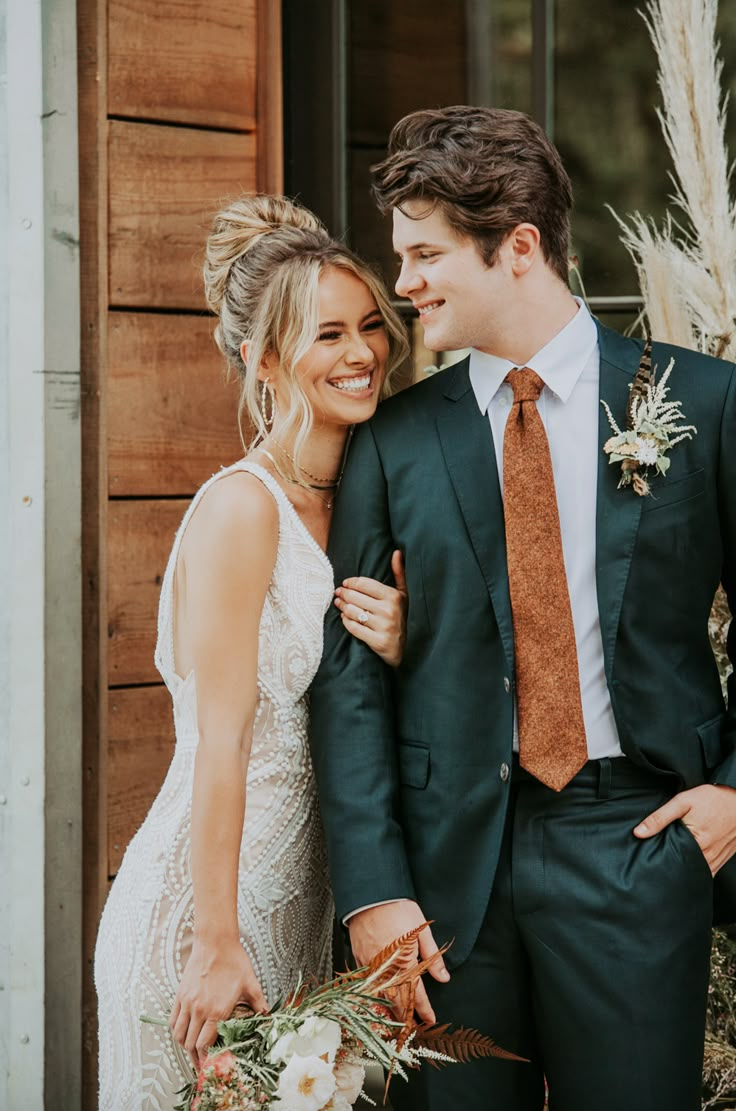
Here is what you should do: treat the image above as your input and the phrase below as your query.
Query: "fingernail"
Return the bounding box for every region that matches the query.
[634,822,648,835]
[440,969,450,981]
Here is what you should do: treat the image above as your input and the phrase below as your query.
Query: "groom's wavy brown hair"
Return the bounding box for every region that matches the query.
[372,106,573,286]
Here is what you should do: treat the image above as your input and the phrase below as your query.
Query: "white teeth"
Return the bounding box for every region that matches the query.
[331,374,371,392]
[418,301,442,315]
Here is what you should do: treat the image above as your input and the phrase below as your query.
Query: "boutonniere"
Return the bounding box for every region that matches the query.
[600,336,697,497]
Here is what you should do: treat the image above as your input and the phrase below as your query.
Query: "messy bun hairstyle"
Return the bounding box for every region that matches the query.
[203,194,408,463]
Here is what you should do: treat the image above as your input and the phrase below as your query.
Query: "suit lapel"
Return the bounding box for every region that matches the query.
[595,324,644,678]
[435,358,515,671]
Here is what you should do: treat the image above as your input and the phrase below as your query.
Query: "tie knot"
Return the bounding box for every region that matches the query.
[505,367,544,403]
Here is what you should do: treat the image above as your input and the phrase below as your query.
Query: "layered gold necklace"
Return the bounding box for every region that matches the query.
[261,431,353,510]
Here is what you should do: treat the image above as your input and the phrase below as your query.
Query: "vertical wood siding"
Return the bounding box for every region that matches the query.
[79,1,282,1103]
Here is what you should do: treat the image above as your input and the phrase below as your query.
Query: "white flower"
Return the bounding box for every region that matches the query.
[634,436,660,466]
[333,1059,365,1102]
[270,1014,342,1065]
[326,1096,352,1111]
[272,1054,337,1111]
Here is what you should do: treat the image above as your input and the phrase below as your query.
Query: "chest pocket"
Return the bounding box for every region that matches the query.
[641,468,706,513]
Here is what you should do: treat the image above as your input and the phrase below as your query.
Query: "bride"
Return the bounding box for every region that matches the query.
[94,194,410,1109]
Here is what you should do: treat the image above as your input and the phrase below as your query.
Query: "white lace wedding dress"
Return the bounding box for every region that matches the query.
[95,461,335,1110]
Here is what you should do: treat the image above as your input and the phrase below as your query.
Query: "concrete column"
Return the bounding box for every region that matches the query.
[0,0,82,1106]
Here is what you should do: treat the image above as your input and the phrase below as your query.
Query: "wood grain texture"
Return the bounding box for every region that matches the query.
[108,0,257,129]
[107,311,243,496]
[349,0,467,146]
[78,0,110,1101]
[256,0,283,193]
[107,685,175,874]
[108,121,257,309]
[107,499,187,685]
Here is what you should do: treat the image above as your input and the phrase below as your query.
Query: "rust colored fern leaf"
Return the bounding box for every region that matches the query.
[385,941,452,993]
[393,983,418,1052]
[413,1024,528,1067]
[361,921,434,980]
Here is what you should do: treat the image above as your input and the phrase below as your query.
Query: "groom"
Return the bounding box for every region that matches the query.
[310,106,736,1110]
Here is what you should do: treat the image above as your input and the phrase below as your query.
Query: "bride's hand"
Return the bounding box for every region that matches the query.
[170,936,268,1068]
[335,549,408,667]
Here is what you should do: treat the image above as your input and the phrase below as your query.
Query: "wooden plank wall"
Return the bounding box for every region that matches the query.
[78,1,282,1103]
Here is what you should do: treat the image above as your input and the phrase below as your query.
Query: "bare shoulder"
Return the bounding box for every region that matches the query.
[182,469,279,566]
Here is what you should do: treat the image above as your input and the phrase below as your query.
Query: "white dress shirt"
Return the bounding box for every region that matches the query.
[469,299,623,759]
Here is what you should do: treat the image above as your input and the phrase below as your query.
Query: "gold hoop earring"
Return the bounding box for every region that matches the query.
[261,378,274,431]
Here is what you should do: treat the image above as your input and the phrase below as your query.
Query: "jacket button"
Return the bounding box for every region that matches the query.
[500,762,510,782]
[503,676,511,693]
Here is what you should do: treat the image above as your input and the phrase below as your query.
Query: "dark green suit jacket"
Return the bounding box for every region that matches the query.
[309,323,736,966]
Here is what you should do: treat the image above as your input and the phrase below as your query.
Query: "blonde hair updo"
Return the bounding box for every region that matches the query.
[203,194,408,462]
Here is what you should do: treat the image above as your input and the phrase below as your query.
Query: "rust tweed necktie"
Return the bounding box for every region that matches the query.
[502,367,588,791]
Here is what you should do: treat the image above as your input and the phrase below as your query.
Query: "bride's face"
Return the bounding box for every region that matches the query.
[286,266,390,428]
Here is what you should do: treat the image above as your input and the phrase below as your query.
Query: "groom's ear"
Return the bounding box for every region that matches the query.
[507,223,541,276]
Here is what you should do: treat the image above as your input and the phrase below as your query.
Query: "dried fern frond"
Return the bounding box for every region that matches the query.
[412,1023,528,1066]
[360,921,433,981]
[375,941,453,998]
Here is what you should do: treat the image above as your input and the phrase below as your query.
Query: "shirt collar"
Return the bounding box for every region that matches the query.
[468,298,598,414]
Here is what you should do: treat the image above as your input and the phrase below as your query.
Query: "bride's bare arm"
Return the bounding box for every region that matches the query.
[334,549,408,667]
[169,473,275,1066]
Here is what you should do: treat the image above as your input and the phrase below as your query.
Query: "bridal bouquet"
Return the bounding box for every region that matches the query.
[154,924,520,1110]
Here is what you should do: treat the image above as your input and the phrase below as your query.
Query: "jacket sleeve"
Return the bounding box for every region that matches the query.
[309,421,416,920]
[712,362,736,789]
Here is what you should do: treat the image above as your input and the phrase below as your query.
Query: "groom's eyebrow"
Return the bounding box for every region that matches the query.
[395,242,438,256]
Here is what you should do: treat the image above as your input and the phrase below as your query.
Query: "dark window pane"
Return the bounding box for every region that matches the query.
[349,0,468,146]
[346,0,534,288]
[348,0,468,281]
[466,0,533,113]
[493,0,533,112]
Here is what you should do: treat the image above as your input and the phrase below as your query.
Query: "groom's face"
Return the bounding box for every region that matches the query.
[393,201,512,353]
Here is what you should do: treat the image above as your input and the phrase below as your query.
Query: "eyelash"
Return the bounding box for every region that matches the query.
[396,253,439,267]
[318,320,385,342]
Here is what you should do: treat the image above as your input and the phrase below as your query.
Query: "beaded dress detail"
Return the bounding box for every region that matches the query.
[95,461,335,1110]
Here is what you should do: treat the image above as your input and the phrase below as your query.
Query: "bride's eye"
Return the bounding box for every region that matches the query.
[319,330,341,341]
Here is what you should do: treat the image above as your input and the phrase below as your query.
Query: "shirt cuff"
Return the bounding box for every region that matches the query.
[342,898,409,926]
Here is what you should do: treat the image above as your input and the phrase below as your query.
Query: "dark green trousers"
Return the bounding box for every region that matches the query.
[390,758,713,1111]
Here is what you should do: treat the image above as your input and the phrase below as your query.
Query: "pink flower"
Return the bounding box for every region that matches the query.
[210,1049,239,1079]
